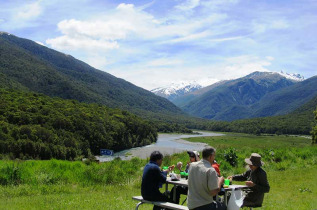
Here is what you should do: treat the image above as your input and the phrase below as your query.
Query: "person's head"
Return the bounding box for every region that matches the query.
[245,153,264,171]
[202,147,216,164]
[187,151,200,162]
[150,151,163,166]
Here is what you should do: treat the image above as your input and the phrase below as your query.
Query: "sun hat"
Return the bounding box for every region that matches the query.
[245,153,264,166]
[187,151,200,160]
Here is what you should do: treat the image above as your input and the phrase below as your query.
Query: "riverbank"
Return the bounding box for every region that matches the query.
[97,131,222,161]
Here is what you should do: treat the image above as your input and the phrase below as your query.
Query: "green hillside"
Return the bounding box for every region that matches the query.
[203,95,317,135]
[251,75,317,117]
[0,89,157,160]
[0,33,184,119]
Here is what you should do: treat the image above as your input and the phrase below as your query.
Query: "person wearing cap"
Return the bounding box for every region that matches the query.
[141,151,175,210]
[187,147,226,210]
[227,153,270,208]
[171,150,200,204]
[184,150,200,172]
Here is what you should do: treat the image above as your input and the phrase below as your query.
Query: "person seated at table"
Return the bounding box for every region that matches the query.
[227,153,270,208]
[187,147,226,210]
[171,150,200,204]
[212,160,221,176]
[176,150,200,172]
[141,151,175,210]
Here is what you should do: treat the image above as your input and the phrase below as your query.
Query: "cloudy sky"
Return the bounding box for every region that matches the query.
[1,0,317,90]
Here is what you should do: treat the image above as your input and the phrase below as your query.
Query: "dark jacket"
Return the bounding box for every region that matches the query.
[141,161,167,200]
[232,167,270,207]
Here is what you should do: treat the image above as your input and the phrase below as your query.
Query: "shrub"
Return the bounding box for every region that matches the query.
[223,147,238,167]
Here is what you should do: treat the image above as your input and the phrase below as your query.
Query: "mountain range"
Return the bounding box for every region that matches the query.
[153,71,317,121]
[1,32,316,125]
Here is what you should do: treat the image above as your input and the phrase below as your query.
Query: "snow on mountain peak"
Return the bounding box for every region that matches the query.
[151,81,202,98]
[276,71,305,81]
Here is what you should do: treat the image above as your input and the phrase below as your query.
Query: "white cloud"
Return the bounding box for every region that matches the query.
[46,35,119,51]
[147,58,184,67]
[35,41,45,46]
[271,20,289,29]
[175,0,200,11]
[27,0,315,89]
[106,55,274,90]
[46,2,229,53]
[16,1,42,20]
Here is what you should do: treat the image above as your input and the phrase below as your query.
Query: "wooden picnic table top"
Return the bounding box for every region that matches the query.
[166,177,249,191]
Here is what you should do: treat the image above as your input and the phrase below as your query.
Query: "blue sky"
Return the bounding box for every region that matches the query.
[1,0,317,90]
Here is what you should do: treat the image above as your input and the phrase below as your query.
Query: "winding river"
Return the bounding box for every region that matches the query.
[97,131,224,162]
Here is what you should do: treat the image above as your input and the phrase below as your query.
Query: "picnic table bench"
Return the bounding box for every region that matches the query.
[132,196,189,210]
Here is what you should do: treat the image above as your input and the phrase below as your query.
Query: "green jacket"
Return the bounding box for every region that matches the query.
[232,167,270,207]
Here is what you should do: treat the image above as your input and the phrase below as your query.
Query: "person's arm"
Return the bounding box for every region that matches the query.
[209,176,224,196]
[231,170,250,181]
[159,165,175,183]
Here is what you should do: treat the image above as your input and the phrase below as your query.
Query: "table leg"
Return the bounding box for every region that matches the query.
[224,191,228,205]
[165,182,168,194]
[173,186,177,203]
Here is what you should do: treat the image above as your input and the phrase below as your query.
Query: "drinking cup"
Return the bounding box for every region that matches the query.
[224,179,230,186]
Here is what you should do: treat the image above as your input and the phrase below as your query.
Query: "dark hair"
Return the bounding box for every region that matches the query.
[150,151,163,162]
[202,147,216,159]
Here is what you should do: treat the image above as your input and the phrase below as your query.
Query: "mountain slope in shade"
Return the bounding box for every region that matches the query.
[250,75,317,117]
[178,71,313,121]
[0,32,184,118]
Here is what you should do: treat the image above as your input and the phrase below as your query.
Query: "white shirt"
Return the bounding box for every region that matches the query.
[187,159,219,209]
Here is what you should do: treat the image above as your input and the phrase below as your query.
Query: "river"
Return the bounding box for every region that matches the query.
[97,131,224,162]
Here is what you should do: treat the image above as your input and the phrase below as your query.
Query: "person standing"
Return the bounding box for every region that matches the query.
[227,153,270,208]
[187,147,226,210]
[141,151,174,210]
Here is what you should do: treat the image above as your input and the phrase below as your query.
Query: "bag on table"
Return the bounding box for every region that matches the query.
[227,188,244,210]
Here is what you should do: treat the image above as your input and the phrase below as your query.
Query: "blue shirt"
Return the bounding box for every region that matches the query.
[141,161,167,199]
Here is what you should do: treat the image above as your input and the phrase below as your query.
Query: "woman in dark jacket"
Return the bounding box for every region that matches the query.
[228,153,270,207]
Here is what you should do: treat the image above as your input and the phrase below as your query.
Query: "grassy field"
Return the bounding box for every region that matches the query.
[0,133,316,210]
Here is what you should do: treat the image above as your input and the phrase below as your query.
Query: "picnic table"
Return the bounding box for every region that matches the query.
[165,177,250,205]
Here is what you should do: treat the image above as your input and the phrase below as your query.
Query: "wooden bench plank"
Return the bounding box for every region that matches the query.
[132,196,189,210]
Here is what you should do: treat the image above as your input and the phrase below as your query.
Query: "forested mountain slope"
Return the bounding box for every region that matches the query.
[178,72,316,121]
[203,94,317,135]
[0,89,157,159]
[0,32,183,119]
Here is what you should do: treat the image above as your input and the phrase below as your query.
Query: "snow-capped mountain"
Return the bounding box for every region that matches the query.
[151,71,305,102]
[276,71,305,81]
[151,81,202,100]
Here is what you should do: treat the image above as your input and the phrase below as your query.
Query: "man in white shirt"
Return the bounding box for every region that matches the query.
[187,147,226,210]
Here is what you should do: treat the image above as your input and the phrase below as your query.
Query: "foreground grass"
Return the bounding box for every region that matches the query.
[0,167,315,210]
[0,134,316,209]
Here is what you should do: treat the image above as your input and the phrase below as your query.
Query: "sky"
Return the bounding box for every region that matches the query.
[1,0,317,90]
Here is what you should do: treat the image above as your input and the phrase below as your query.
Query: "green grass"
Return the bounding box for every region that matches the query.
[0,134,316,209]
[184,133,312,150]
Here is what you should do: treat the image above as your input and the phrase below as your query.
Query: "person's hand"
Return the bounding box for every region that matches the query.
[168,165,175,172]
[176,162,183,171]
[227,176,233,181]
[245,181,255,187]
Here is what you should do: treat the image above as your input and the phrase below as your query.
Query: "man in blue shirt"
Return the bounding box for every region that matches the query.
[141,151,175,210]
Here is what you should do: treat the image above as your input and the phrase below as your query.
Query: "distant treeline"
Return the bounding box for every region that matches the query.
[0,89,157,160]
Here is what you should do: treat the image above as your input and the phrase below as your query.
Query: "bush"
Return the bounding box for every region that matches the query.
[223,147,238,167]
